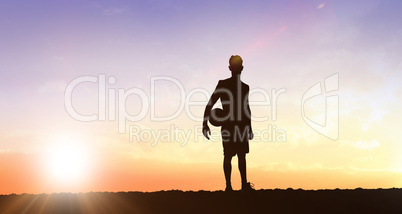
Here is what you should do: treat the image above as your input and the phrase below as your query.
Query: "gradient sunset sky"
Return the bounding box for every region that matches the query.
[1,0,402,194]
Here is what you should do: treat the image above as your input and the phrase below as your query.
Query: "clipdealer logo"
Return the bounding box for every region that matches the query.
[301,73,339,140]
[64,73,338,144]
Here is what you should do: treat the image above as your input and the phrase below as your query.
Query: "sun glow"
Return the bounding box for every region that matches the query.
[46,136,90,182]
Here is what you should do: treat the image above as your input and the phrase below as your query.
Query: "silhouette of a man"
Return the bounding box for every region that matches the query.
[203,55,254,191]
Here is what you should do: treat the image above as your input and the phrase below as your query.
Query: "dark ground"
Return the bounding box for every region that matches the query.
[0,188,401,214]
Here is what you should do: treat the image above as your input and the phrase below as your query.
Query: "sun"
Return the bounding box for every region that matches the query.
[46,136,90,182]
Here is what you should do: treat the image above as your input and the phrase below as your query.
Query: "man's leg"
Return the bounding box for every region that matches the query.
[223,155,232,189]
[238,153,247,185]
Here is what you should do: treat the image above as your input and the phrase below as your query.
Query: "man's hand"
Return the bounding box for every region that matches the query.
[203,124,211,140]
[249,130,254,140]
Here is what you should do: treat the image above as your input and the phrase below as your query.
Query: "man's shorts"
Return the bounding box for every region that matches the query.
[221,125,250,157]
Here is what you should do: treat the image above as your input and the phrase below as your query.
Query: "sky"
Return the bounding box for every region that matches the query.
[0,0,402,194]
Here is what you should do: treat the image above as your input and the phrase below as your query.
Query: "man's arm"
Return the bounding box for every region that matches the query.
[246,85,253,140]
[202,81,221,140]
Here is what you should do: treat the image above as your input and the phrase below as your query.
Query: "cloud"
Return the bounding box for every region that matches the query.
[103,7,129,16]
[52,56,64,62]
[341,139,381,150]
[317,3,325,9]
[258,161,343,172]
[349,166,402,173]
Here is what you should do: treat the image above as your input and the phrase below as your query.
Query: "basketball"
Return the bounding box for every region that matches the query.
[209,108,227,126]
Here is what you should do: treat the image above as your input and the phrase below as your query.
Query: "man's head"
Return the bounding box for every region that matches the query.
[229,55,243,75]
